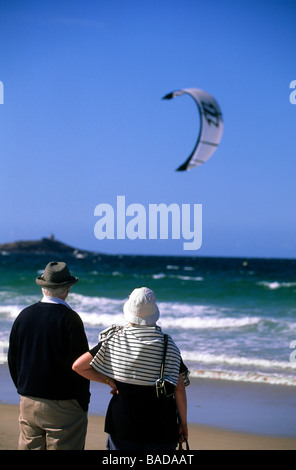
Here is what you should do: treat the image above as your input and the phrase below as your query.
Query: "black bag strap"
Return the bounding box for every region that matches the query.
[160,334,168,378]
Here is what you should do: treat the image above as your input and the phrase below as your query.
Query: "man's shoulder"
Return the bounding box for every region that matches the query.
[14,301,83,331]
[12,302,42,329]
[18,301,42,314]
[17,301,78,318]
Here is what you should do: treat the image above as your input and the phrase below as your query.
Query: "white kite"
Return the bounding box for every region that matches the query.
[163,88,223,171]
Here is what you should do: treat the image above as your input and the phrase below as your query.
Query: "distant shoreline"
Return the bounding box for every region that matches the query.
[1,237,296,261]
[0,237,90,255]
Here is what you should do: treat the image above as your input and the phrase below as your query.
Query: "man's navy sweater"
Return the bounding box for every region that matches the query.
[8,301,90,411]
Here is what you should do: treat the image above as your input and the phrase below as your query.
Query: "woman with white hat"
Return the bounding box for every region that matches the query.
[73,287,189,451]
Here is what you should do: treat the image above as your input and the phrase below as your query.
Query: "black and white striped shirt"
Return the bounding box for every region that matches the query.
[90,324,181,386]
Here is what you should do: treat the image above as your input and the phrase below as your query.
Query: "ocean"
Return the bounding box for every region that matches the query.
[1,250,296,388]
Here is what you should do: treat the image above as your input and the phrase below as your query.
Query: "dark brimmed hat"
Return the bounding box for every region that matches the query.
[36,261,78,288]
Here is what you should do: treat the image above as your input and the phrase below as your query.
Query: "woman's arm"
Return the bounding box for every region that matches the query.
[72,352,118,394]
[174,373,188,442]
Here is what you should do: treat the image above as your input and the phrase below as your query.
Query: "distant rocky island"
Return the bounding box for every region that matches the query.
[0,236,90,255]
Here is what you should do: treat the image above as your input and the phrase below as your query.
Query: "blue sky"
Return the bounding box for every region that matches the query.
[0,0,295,258]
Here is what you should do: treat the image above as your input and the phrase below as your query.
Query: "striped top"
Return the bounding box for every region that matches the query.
[90,324,181,386]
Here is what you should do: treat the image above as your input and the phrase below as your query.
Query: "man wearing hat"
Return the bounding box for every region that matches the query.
[8,261,90,450]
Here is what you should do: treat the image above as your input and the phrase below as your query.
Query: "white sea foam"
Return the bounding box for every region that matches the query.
[70,293,128,328]
[0,340,9,365]
[70,293,124,317]
[71,294,262,331]
[157,301,223,317]
[0,298,39,320]
[152,273,166,279]
[79,312,125,327]
[174,275,203,281]
[0,305,24,319]
[152,273,203,281]
[189,369,296,386]
[0,292,292,335]
[158,315,260,330]
[181,351,296,370]
[165,265,195,271]
[258,281,296,290]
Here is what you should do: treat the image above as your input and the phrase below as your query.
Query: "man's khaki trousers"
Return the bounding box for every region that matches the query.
[18,396,88,450]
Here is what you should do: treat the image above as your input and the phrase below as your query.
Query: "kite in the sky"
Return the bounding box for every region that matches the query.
[163,88,223,171]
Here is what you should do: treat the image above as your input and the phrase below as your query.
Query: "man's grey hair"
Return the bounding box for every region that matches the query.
[42,286,70,298]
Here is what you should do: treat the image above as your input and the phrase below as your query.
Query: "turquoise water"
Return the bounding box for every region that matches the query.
[1,251,296,386]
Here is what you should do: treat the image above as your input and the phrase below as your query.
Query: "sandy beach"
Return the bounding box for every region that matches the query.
[1,364,296,450]
[1,403,296,451]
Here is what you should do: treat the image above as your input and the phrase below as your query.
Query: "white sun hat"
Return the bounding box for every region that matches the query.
[123,287,160,326]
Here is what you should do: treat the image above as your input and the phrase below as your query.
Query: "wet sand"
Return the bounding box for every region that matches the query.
[1,403,296,450]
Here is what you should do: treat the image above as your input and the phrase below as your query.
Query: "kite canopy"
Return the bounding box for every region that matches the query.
[163,88,223,171]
